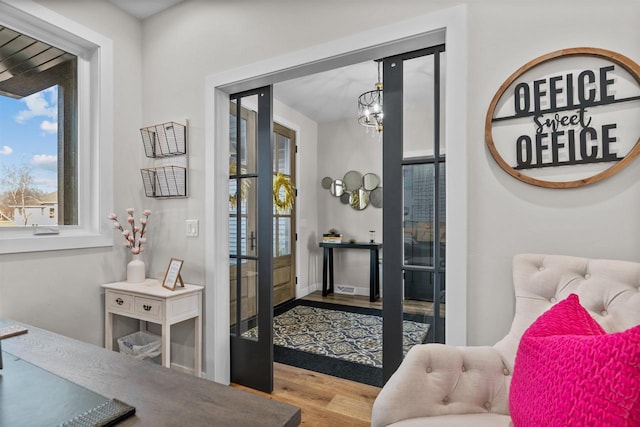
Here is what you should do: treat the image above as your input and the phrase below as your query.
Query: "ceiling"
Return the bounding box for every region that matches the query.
[275,61,382,124]
[275,56,436,124]
[108,0,184,20]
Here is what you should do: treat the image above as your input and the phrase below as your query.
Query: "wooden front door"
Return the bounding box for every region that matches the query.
[272,123,296,306]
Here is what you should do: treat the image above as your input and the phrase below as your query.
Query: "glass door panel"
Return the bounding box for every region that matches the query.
[228,87,273,393]
[382,44,445,382]
[274,131,291,175]
[229,96,259,336]
[274,217,291,256]
[229,175,258,336]
[400,50,445,350]
[230,97,258,175]
[403,163,446,344]
[403,163,446,270]
[403,54,435,156]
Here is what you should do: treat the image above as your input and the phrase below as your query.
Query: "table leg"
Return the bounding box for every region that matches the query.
[105,312,113,350]
[194,294,202,377]
[375,249,380,300]
[369,249,378,302]
[322,248,333,297]
[328,248,334,295]
[322,247,329,296]
[162,322,171,369]
[369,249,376,302]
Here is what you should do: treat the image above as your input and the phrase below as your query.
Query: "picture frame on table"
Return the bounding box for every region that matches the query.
[162,258,185,291]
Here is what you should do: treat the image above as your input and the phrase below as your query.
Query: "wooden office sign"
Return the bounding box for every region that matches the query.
[485,47,640,188]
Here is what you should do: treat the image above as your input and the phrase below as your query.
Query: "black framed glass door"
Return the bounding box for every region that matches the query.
[382,45,446,382]
[229,86,274,393]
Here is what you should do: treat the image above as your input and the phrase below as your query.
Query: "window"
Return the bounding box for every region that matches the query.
[403,160,446,301]
[0,2,113,253]
[0,25,77,227]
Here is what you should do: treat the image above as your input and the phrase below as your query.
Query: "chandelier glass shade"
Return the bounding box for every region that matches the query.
[357,61,383,133]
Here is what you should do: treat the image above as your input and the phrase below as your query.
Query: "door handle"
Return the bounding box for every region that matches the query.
[249,231,256,251]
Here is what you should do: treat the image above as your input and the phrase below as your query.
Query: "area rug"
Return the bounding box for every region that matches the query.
[244,300,430,386]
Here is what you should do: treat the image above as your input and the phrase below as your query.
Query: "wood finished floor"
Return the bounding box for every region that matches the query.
[231,292,443,425]
[231,362,380,426]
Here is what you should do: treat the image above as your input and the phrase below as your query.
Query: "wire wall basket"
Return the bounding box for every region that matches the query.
[140,122,186,158]
[140,166,187,198]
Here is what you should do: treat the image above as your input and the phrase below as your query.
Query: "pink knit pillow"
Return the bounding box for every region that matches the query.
[510,294,640,427]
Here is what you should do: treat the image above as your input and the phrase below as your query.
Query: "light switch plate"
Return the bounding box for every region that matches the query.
[186,219,199,237]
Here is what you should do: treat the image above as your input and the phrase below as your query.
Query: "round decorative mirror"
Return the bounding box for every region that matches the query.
[321,176,333,189]
[339,192,350,204]
[330,179,345,197]
[362,173,380,191]
[370,187,383,208]
[350,188,369,210]
[343,170,363,192]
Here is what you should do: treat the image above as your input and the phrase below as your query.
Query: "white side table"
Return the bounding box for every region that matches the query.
[102,279,204,377]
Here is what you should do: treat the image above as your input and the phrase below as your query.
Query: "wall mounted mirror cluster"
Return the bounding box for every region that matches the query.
[321,171,382,210]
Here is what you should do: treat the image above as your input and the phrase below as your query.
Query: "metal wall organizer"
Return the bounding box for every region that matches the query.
[139,121,188,198]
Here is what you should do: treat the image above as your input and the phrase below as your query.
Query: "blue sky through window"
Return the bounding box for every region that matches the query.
[0,86,58,194]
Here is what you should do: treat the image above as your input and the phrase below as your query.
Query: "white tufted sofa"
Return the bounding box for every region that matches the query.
[371,253,640,427]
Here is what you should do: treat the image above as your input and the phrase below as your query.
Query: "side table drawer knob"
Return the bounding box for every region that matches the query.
[134,296,162,320]
[107,292,134,313]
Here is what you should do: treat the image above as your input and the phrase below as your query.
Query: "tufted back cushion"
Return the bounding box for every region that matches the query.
[494,253,640,372]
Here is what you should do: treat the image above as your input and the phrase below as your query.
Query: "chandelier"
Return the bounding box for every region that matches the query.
[357,60,383,133]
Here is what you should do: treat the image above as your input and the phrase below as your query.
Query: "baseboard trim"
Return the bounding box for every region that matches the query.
[170,362,194,376]
[303,283,370,297]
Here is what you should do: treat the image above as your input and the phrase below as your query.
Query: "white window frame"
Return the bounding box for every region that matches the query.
[0,0,113,253]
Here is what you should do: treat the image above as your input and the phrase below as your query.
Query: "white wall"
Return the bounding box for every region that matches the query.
[465,1,640,345]
[315,102,437,295]
[0,0,142,345]
[317,118,383,293]
[4,0,640,374]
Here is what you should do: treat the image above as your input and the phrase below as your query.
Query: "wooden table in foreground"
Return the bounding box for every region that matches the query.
[1,319,301,427]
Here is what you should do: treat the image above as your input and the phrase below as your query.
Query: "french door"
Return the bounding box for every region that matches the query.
[272,123,296,307]
[382,45,446,382]
[228,86,274,393]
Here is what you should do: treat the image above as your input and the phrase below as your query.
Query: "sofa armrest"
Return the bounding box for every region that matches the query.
[371,344,511,427]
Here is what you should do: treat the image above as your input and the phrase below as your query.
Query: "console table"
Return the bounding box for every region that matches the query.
[0,318,301,426]
[319,242,382,302]
[102,279,203,376]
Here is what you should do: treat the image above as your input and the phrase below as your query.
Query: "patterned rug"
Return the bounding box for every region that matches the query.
[244,301,430,369]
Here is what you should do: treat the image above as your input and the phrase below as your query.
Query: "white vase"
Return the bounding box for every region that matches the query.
[127,256,146,283]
